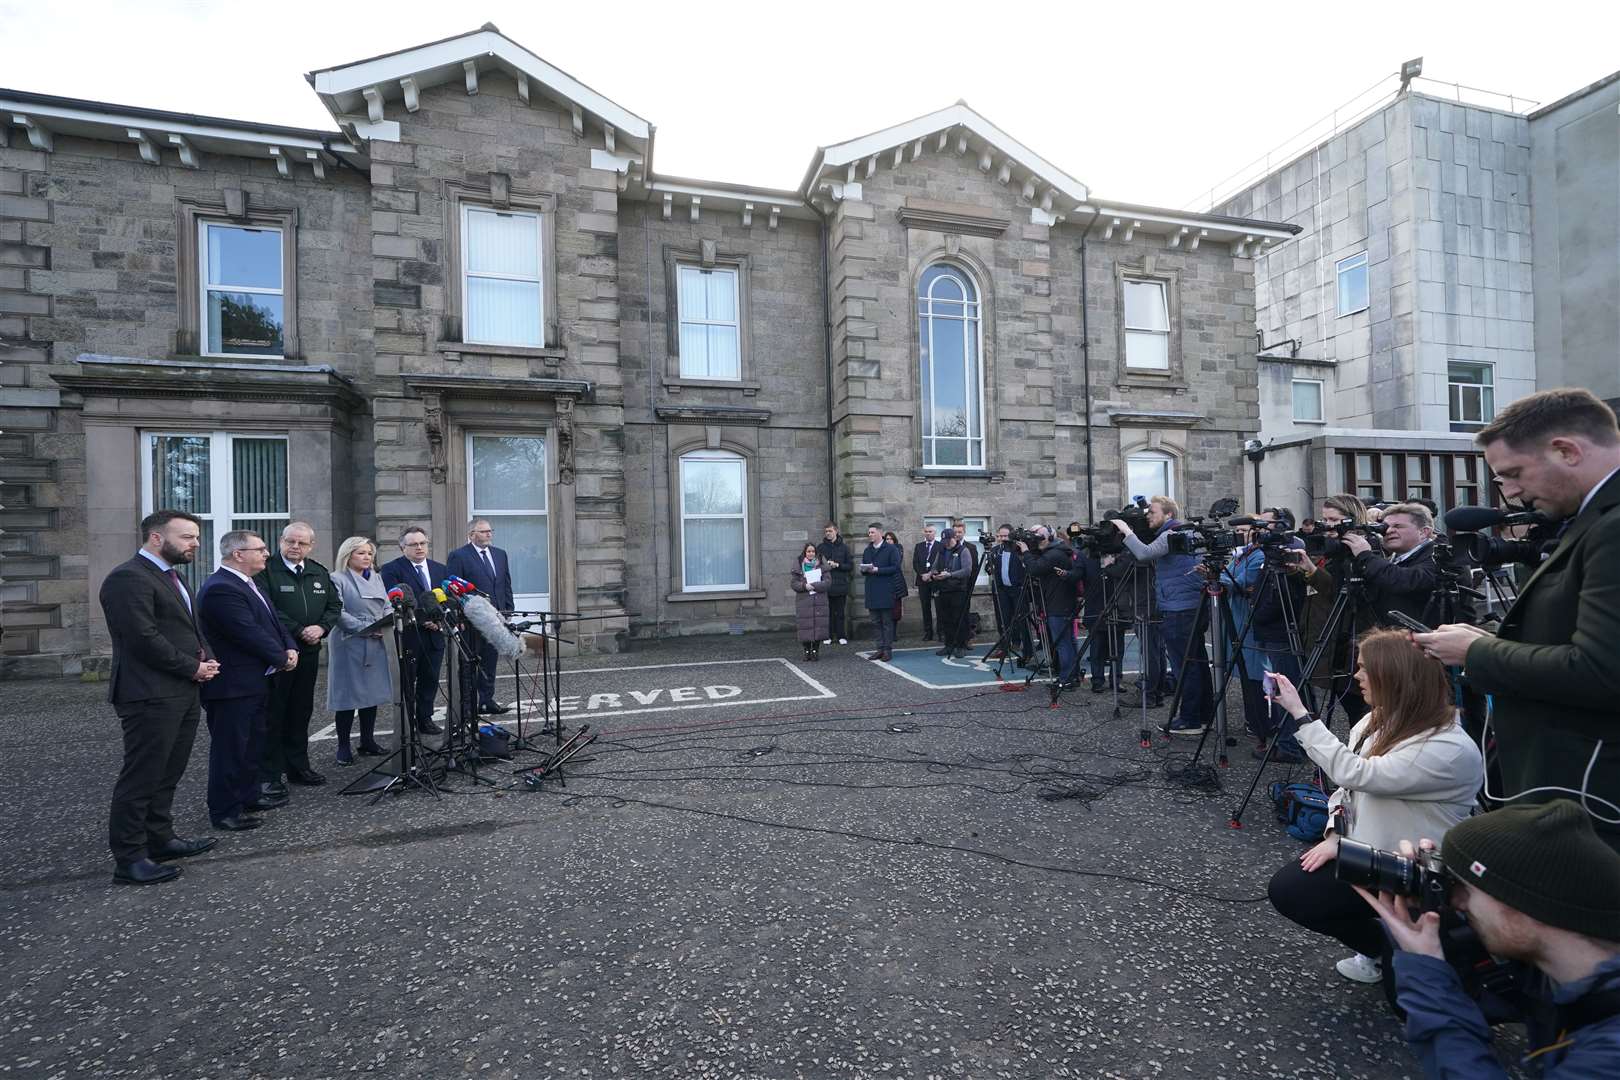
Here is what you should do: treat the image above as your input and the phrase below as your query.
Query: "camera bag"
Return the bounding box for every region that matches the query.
[1270,780,1330,842]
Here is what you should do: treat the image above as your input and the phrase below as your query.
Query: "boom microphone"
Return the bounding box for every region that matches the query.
[459,592,525,659]
[1445,505,1549,532]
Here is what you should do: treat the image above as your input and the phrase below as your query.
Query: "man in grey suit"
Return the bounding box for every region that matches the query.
[98,510,221,886]
[1415,389,1620,853]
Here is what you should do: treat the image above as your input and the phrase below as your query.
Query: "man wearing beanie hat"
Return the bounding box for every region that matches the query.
[1356,801,1620,1077]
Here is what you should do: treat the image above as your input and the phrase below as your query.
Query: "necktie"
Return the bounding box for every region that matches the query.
[480,547,496,581]
[417,563,430,594]
[292,563,302,578]
[164,568,190,611]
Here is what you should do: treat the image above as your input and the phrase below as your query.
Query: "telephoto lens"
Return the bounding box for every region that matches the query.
[1335,837,1452,913]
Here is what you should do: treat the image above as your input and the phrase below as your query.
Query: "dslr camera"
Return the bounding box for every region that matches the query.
[1302,520,1386,559]
[1336,837,1450,913]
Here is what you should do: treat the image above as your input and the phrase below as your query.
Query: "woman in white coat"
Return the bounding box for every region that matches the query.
[1266,629,1484,984]
[327,536,397,766]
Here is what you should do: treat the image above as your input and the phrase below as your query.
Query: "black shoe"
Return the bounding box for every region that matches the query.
[211,814,263,832]
[1146,695,1165,709]
[1090,681,1108,693]
[416,720,443,736]
[478,701,512,715]
[356,742,388,757]
[935,646,951,656]
[150,837,218,862]
[259,780,289,800]
[335,745,354,767]
[286,765,327,786]
[246,793,288,812]
[113,858,181,886]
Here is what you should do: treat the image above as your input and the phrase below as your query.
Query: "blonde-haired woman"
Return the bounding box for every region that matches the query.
[1266,629,1483,984]
[328,536,396,765]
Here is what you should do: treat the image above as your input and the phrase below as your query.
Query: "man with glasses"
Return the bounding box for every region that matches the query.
[255,522,342,796]
[380,526,449,736]
[196,531,299,832]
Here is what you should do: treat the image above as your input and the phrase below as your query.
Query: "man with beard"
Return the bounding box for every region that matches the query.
[98,510,221,885]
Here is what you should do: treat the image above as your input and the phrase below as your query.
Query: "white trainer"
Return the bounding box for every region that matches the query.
[821,639,832,645]
[1335,953,1381,984]
[838,638,848,645]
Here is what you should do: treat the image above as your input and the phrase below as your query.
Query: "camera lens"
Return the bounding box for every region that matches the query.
[1335,838,1423,896]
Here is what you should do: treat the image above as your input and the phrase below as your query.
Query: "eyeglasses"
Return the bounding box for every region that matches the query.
[243,546,270,554]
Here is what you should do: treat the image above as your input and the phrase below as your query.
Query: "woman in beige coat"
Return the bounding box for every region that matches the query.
[1265,629,1483,985]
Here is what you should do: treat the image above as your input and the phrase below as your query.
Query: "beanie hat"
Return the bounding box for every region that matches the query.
[940,528,955,541]
[1441,800,1620,940]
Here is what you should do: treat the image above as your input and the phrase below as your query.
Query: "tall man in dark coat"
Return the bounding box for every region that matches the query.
[911,525,941,641]
[987,524,1031,663]
[196,531,298,832]
[1414,388,1620,852]
[255,521,342,796]
[858,523,903,662]
[816,523,853,646]
[99,509,221,886]
[380,525,449,735]
[447,517,515,714]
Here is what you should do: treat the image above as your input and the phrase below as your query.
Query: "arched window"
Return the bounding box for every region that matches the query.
[918,264,984,468]
[678,449,748,591]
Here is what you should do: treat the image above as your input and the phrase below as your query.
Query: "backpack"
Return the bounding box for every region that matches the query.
[1270,781,1330,843]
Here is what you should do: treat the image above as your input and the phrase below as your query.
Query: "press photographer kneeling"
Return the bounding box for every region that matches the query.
[1264,633,1483,986]
[1355,801,1620,1077]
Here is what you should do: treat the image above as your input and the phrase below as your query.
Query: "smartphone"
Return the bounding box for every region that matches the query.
[1387,610,1434,635]
[1262,662,1277,699]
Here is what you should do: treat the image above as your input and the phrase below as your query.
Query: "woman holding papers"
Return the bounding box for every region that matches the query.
[327,536,397,765]
[791,543,831,662]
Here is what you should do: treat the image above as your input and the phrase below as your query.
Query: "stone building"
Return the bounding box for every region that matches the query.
[0,26,1294,675]
[1216,66,1618,517]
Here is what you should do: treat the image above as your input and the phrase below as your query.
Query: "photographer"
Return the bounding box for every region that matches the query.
[1226,509,1307,761]
[1287,494,1375,724]
[1075,530,1116,693]
[1017,526,1079,687]
[1111,497,1208,734]
[925,529,975,659]
[1265,631,1483,986]
[1413,388,1620,853]
[1357,801,1620,1077]
[987,525,1032,664]
[1342,502,1440,627]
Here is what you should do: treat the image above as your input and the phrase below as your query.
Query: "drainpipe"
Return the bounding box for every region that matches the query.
[819,211,836,525]
[1077,207,1102,518]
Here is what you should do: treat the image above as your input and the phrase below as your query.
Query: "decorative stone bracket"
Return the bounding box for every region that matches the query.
[401,373,594,487]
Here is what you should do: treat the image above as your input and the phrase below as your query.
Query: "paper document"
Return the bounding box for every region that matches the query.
[804,567,822,585]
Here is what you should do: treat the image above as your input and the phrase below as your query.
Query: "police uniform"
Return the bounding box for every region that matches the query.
[255,556,343,785]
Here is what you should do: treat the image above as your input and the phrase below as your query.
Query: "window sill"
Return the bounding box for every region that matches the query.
[908,468,1007,482]
[438,342,566,365]
[664,377,761,396]
[665,589,769,603]
[1117,376,1189,392]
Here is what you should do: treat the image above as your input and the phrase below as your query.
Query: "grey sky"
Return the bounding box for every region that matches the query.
[2,0,1613,209]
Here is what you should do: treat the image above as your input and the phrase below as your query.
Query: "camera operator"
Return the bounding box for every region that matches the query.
[1413,388,1620,852]
[1072,524,1116,693]
[1341,502,1439,627]
[1265,632,1484,987]
[1226,508,1307,761]
[1287,494,1375,724]
[1111,496,1208,734]
[1357,801,1620,1077]
[924,529,975,659]
[987,525,1032,665]
[1016,526,1079,687]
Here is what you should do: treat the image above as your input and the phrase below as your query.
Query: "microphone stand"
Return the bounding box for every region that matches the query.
[342,597,441,801]
[421,589,496,788]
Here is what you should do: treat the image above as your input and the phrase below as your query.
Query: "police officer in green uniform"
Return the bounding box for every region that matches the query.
[255,522,343,796]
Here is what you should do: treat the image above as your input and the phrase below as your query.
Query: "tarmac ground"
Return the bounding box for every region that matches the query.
[0,628,1529,1079]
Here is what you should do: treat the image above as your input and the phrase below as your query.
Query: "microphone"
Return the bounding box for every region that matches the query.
[442,576,476,595]
[1444,505,1548,532]
[460,591,524,659]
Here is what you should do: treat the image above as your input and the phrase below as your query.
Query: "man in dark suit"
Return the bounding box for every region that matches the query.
[255,521,342,797]
[99,509,221,886]
[380,525,449,736]
[196,530,299,832]
[1415,389,1620,852]
[911,525,941,641]
[447,517,514,714]
[1341,502,1440,627]
[986,524,1031,662]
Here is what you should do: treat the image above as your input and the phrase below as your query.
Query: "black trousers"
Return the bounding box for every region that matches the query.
[109,692,202,863]
[993,584,1031,657]
[828,593,848,640]
[205,692,268,823]
[1081,616,1113,684]
[261,648,319,779]
[936,589,968,650]
[916,581,937,637]
[458,627,500,708]
[1268,856,1389,959]
[410,642,445,730]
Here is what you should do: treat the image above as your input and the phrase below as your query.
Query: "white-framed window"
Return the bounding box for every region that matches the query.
[923,516,991,582]
[200,221,284,357]
[461,205,544,347]
[141,431,289,590]
[676,265,741,380]
[918,264,985,468]
[1448,361,1495,432]
[1336,252,1369,317]
[467,434,550,611]
[1292,378,1326,423]
[1123,278,1170,370]
[679,450,748,592]
[1126,451,1176,504]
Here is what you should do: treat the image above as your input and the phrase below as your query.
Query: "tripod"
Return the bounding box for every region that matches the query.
[1063,554,1159,733]
[983,569,1050,683]
[341,608,442,801]
[1156,548,1254,770]
[419,603,497,787]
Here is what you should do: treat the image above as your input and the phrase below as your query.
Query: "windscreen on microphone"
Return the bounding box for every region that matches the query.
[417,589,444,620]
[1445,505,1547,532]
[431,586,452,606]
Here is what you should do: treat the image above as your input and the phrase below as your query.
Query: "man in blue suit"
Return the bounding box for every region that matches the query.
[446,517,515,714]
[379,525,449,735]
[858,523,903,662]
[195,530,298,831]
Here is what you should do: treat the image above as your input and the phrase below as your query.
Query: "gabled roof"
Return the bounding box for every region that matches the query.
[801,101,1090,207]
[306,24,650,147]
